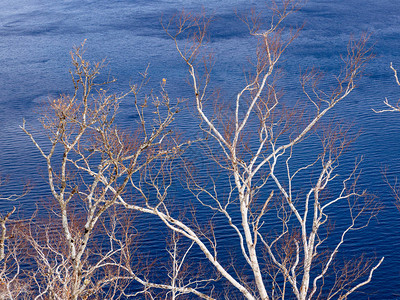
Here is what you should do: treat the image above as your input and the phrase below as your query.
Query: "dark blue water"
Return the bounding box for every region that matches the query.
[1,0,400,298]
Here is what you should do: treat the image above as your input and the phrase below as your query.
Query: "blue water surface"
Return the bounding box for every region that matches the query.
[0,0,400,298]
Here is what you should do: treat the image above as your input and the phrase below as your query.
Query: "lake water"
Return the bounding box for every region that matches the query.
[1,0,400,298]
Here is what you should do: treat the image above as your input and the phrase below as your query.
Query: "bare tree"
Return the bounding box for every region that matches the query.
[20,41,208,299]
[374,62,400,212]
[17,1,385,299]
[0,179,31,299]
[155,1,383,299]
[373,62,400,114]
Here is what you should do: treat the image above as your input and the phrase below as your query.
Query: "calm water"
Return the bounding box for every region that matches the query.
[1,0,400,298]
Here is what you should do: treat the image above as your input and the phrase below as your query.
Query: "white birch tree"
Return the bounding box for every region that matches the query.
[20,42,208,299]
[155,1,384,299]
